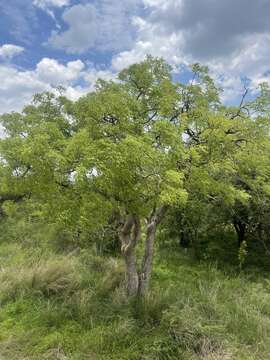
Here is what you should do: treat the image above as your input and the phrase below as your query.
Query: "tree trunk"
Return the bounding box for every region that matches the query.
[233,220,246,247]
[123,250,139,296]
[138,205,168,297]
[119,215,140,296]
[138,220,157,296]
[119,207,167,298]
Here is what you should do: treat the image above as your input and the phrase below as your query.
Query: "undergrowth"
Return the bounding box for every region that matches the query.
[0,241,270,359]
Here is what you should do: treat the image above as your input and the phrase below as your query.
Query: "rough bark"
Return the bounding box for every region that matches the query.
[138,206,168,297]
[119,215,141,296]
[138,221,157,296]
[119,206,167,297]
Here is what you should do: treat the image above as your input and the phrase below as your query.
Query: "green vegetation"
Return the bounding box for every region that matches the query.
[1,235,270,359]
[1,56,270,358]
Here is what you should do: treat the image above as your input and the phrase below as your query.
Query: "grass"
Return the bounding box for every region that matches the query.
[0,241,270,359]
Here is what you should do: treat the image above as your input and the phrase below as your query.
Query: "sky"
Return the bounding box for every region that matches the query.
[1,0,270,113]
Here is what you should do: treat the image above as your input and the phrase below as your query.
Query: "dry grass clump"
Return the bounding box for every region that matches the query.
[0,257,78,303]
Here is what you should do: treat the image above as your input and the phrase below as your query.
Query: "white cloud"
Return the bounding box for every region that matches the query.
[0,44,24,60]
[33,0,69,9]
[84,68,115,86]
[36,58,85,84]
[206,33,270,102]
[111,13,186,72]
[0,65,49,114]
[48,1,139,53]
[0,58,116,114]
[64,85,88,101]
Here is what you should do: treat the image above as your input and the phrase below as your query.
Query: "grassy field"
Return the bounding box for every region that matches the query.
[1,241,270,360]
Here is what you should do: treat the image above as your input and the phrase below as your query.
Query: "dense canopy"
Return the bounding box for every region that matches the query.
[1,56,270,296]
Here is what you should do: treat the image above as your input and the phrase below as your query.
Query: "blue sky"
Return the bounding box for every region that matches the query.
[1,0,270,113]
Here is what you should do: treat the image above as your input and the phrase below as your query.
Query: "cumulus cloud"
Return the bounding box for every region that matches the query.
[36,58,85,83]
[84,68,115,86]
[3,0,270,111]
[64,67,115,101]
[43,0,270,86]
[0,44,24,60]
[108,0,270,102]
[48,1,139,53]
[146,0,270,60]
[0,58,115,114]
[0,65,48,114]
[122,0,270,70]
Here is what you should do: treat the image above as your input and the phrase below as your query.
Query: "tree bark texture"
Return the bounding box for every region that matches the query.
[119,206,167,297]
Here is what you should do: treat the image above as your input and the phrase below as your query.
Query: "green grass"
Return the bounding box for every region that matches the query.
[1,242,270,359]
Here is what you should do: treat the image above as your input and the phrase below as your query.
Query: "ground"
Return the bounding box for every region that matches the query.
[0,240,270,359]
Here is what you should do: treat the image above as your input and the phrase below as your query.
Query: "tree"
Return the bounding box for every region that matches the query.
[157,70,270,257]
[1,57,269,297]
[69,56,188,296]
[68,58,248,295]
